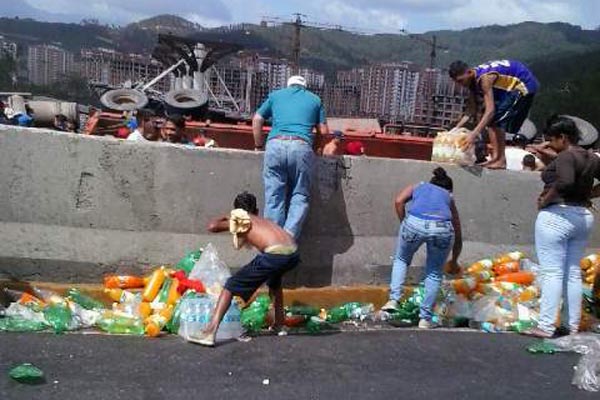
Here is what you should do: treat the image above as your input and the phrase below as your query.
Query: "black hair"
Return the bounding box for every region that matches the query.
[167,114,186,129]
[234,191,259,215]
[430,167,453,192]
[448,60,469,79]
[522,154,536,168]
[135,108,154,121]
[544,114,580,144]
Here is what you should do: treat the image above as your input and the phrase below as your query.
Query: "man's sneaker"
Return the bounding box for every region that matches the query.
[381,300,399,312]
[418,319,439,329]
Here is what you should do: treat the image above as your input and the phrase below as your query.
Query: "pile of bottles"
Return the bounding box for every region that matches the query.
[438,251,542,332]
[431,128,476,165]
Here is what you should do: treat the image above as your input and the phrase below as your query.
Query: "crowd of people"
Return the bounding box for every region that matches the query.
[188,67,600,345]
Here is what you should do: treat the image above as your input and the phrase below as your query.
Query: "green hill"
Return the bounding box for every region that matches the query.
[529,49,600,131]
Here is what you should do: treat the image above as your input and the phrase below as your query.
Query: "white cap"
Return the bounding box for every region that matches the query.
[287,75,306,87]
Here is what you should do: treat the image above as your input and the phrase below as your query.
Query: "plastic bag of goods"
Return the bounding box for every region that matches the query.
[431,128,475,165]
[580,254,600,286]
[546,334,600,392]
[188,244,231,296]
[176,249,203,276]
[178,295,242,342]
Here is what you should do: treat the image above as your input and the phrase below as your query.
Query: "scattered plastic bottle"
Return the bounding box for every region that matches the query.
[143,267,166,302]
[145,305,174,337]
[9,363,45,384]
[493,261,520,276]
[450,277,478,296]
[0,317,47,332]
[97,312,144,335]
[493,251,525,265]
[104,288,136,303]
[472,270,494,282]
[518,286,539,303]
[103,275,145,289]
[66,288,105,310]
[467,259,494,275]
[580,254,600,270]
[43,303,73,334]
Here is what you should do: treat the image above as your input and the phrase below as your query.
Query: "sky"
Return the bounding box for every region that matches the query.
[1,0,598,33]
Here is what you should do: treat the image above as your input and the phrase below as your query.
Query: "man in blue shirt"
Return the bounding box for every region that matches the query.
[252,75,329,239]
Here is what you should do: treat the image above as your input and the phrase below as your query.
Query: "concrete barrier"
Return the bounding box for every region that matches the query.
[1,126,599,285]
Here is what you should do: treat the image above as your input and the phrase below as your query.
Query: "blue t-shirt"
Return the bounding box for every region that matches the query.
[408,182,452,221]
[257,85,326,145]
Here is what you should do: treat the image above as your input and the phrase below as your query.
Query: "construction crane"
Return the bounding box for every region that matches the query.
[261,13,372,73]
[399,29,450,69]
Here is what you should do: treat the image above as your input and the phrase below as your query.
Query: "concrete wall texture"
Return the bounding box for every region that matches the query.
[1,126,599,285]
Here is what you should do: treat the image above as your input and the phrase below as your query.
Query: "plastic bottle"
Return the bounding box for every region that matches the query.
[493,261,520,276]
[450,277,478,296]
[66,288,105,310]
[472,270,494,282]
[104,288,136,303]
[495,271,535,285]
[580,254,600,270]
[518,286,539,303]
[467,259,494,275]
[17,292,46,311]
[142,267,166,302]
[493,251,525,266]
[32,287,65,305]
[145,305,174,337]
[103,275,145,289]
[97,312,145,335]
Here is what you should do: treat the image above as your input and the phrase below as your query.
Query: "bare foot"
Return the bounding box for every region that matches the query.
[486,160,507,170]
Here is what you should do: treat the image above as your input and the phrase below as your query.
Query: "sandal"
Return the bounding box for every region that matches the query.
[187,331,216,347]
[521,327,554,339]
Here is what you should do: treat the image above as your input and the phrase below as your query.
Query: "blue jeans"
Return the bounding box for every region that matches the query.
[389,214,454,320]
[263,139,315,239]
[535,205,594,333]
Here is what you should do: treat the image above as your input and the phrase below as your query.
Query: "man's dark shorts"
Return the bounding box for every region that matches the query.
[492,92,535,134]
[224,251,301,302]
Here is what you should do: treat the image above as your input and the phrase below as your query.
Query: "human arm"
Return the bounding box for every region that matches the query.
[454,115,470,130]
[253,96,273,151]
[252,113,265,151]
[591,184,600,199]
[207,215,229,233]
[449,200,463,265]
[394,185,414,221]
[526,142,557,166]
[463,75,496,149]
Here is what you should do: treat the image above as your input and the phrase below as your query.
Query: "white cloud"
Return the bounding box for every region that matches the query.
[443,0,580,29]
[9,0,595,31]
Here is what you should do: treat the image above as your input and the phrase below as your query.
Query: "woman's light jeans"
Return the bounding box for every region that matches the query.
[389,214,454,321]
[535,204,594,333]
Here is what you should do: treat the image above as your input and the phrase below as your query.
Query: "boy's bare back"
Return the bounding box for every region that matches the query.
[243,215,295,252]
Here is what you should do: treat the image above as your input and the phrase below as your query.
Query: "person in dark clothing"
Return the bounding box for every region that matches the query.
[526,115,600,338]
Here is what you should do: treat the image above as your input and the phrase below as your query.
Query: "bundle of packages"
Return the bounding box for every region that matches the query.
[431,128,476,165]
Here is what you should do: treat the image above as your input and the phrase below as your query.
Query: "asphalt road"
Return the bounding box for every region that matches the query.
[0,329,596,400]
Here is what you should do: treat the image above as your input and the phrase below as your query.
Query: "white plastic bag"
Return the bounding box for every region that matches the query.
[178,295,242,342]
[547,334,600,392]
[431,128,476,165]
[188,243,231,296]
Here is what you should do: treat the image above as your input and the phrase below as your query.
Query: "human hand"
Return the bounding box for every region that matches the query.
[444,260,461,275]
[458,133,476,151]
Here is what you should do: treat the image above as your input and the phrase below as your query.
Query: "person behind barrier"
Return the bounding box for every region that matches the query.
[449,59,538,169]
[191,191,300,347]
[381,167,463,329]
[524,115,600,338]
[252,75,329,240]
[161,114,186,143]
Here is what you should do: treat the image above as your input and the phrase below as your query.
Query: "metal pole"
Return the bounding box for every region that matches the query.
[140,59,184,92]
